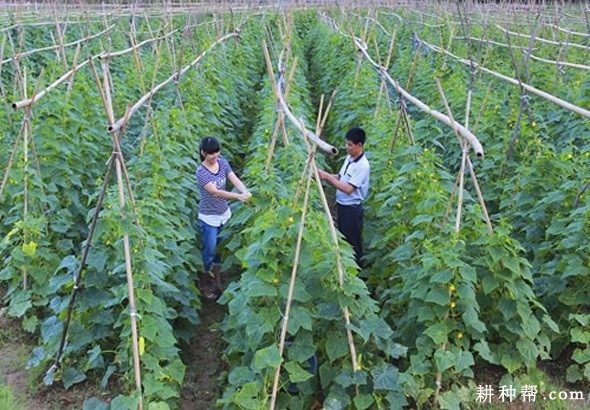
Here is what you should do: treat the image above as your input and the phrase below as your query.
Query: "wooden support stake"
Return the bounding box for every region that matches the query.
[103,67,143,410]
[269,151,313,410]
[262,39,289,146]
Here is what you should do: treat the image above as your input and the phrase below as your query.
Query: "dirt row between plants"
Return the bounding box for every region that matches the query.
[180,298,227,409]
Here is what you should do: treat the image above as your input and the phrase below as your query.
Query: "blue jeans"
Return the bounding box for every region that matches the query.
[198,219,225,271]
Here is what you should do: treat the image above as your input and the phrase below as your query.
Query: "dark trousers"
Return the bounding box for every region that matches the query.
[337,204,363,267]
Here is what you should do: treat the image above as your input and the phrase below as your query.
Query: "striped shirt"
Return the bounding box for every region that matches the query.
[196,157,233,226]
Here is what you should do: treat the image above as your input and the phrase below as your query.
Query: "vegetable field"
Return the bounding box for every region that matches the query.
[0,1,589,409]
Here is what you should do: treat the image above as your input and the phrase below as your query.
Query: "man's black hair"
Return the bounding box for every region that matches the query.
[200,136,221,160]
[345,127,366,145]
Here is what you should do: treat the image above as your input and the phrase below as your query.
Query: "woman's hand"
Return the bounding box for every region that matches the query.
[237,191,252,202]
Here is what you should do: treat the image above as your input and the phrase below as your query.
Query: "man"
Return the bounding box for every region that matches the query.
[318,127,370,268]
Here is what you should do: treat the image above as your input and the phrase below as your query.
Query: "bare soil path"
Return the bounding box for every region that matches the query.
[180,298,227,410]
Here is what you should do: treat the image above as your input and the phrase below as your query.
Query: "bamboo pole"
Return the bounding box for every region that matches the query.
[265,55,298,170]
[496,23,590,50]
[455,36,537,50]
[415,35,590,120]
[53,10,69,72]
[389,43,421,155]
[321,13,484,158]
[264,39,336,155]
[0,24,115,65]
[309,151,359,390]
[0,128,24,202]
[276,75,338,155]
[49,153,116,376]
[435,78,494,235]
[262,39,289,146]
[108,31,240,134]
[101,62,143,410]
[528,53,590,70]
[373,27,396,118]
[269,150,313,410]
[21,68,30,289]
[546,23,590,37]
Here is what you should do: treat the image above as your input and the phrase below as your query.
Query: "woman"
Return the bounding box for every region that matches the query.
[196,136,251,300]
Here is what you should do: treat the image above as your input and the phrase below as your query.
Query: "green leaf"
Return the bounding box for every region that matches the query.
[22,241,37,257]
[430,270,454,284]
[371,364,398,390]
[245,279,278,297]
[334,370,354,388]
[439,390,462,409]
[566,364,582,383]
[571,328,590,344]
[562,256,586,279]
[279,282,311,302]
[569,314,589,327]
[41,316,63,344]
[481,275,499,294]
[147,402,171,410]
[374,337,407,359]
[85,345,104,371]
[353,394,375,410]
[455,350,474,372]
[424,323,448,345]
[424,287,449,306]
[232,381,260,410]
[319,363,339,389]
[228,366,255,386]
[83,397,109,410]
[86,250,108,273]
[253,344,281,370]
[62,366,87,389]
[27,346,45,369]
[23,315,38,333]
[520,315,541,340]
[500,352,522,374]
[323,393,350,410]
[572,348,590,365]
[434,348,455,372]
[287,306,312,334]
[326,333,349,361]
[285,334,316,362]
[356,316,393,341]
[110,395,140,410]
[7,290,32,317]
[543,315,560,333]
[55,255,78,274]
[462,305,486,333]
[503,256,522,276]
[516,339,539,364]
[101,366,116,390]
[385,390,408,409]
[284,361,313,383]
[474,340,496,364]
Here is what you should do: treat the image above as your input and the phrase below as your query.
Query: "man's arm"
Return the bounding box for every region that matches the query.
[318,169,355,195]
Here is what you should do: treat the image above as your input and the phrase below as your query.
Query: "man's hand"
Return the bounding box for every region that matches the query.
[318,169,334,182]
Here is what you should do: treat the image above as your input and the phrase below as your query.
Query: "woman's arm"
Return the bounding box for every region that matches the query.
[203,180,250,201]
[227,172,251,196]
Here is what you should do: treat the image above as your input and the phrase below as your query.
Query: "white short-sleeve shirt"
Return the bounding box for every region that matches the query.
[336,153,370,206]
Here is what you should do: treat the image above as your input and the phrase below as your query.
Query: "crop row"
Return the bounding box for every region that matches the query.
[0,12,259,407]
[306,8,588,407]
